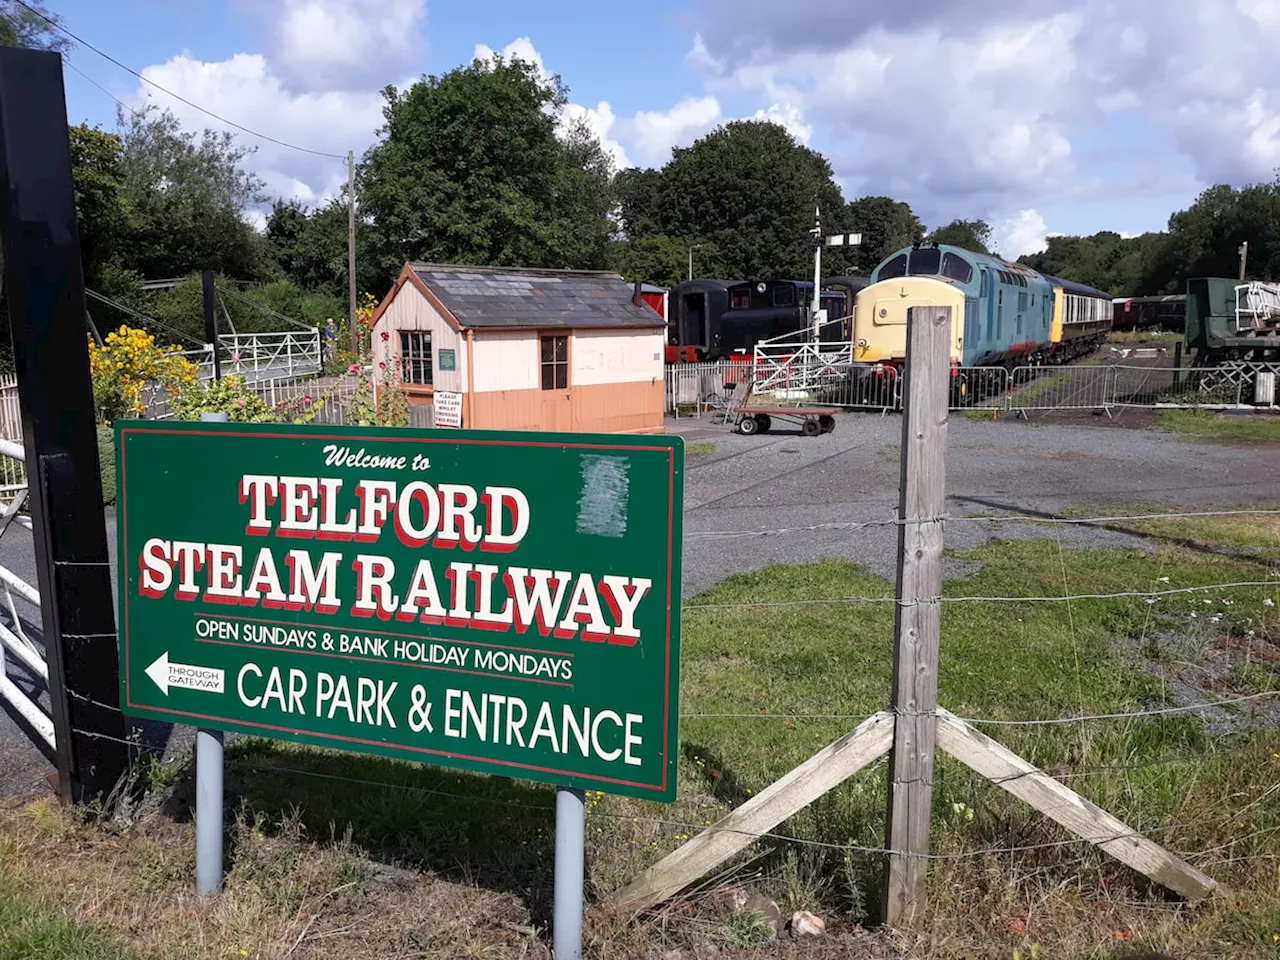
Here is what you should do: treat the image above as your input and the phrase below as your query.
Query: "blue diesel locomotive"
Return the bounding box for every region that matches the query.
[851,244,1112,368]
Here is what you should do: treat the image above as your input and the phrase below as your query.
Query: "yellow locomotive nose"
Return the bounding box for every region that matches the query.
[852,277,966,363]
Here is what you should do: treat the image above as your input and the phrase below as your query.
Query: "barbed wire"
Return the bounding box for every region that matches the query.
[681,690,1278,725]
[686,508,1280,543]
[683,578,1279,612]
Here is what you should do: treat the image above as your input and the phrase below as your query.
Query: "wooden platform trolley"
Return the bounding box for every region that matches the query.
[715,373,836,437]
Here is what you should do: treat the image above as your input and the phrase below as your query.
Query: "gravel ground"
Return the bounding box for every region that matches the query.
[3,412,1279,796]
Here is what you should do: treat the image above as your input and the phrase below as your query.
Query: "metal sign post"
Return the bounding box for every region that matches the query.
[195,413,227,896]
[554,786,585,959]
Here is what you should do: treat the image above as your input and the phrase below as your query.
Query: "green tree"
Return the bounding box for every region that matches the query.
[928,218,992,255]
[844,196,925,273]
[358,54,615,287]
[615,167,664,238]
[614,234,711,288]
[118,105,273,280]
[68,123,131,286]
[0,0,67,51]
[266,198,351,297]
[1163,183,1280,286]
[635,120,849,279]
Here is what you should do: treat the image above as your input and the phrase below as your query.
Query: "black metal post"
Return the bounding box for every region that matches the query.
[0,48,129,804]
[202,270,222,380]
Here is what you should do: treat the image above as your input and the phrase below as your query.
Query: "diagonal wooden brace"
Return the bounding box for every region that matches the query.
[606,710,895,916]
[935,708,1218,901]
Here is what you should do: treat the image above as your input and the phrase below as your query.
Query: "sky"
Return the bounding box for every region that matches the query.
[50,0,1280,259]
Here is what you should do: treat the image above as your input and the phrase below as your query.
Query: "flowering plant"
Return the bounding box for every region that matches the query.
[88,326,199,423]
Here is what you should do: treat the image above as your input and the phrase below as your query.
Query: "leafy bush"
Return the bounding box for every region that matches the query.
[171,375,277,422]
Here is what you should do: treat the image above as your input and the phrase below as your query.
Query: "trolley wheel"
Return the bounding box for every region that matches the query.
[738,414,759,435]
[802,418,821,437]
[755,414,772,434]
[819,415,835,434]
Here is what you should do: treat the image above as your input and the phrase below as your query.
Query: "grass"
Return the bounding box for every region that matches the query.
[1107,330,1183,344]
[0,837,141,959]
[1158,407,1280,444]
[2,517,1279,957]
[685,442,716,456]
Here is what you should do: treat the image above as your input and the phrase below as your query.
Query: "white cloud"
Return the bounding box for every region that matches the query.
[133,52,390,208]
[996,209,1048,258]
[473,37,547,79]
[272,0,426,91]
[688,0,1280,222]
[628,96,724,167]
[752,103,812,143]
[562,101,632,169]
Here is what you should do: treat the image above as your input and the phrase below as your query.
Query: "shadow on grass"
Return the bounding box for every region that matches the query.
[158,738,562,931]
[952,494,1280,570]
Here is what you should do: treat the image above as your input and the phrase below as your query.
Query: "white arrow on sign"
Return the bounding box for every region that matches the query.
[145,652,226,696]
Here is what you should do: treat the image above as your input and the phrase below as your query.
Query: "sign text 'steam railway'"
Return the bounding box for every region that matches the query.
[116,423,683,800]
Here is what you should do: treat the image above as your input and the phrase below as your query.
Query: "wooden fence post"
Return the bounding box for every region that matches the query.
[883,305,950,925]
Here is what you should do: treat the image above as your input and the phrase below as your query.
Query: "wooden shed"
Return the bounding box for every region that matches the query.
[370,263,666,433]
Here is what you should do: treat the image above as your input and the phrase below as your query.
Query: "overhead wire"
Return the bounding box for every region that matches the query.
[13,0,347,160]
[84,289,205,348]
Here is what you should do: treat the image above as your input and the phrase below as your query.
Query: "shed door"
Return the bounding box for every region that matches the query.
[538,333,572,431]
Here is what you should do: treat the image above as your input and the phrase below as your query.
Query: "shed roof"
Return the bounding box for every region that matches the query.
[408,262,665,330]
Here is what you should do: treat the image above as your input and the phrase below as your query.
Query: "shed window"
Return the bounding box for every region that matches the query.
[908,247,941,276]
[879,253,908,279]
[940,252,973,284]
[399,331,433,385]
[540,334,568,390]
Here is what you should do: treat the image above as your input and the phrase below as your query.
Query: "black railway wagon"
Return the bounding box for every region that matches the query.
[667,279,738,362]
[717,280,850,356]
[1113,294,1186,332]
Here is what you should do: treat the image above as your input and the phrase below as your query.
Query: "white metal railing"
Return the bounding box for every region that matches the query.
[217,330,322,382]
[0,439,49,750]
[1235,282,1280,332]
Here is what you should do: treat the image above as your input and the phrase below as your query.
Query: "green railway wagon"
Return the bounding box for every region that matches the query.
[1185,277,1280,364]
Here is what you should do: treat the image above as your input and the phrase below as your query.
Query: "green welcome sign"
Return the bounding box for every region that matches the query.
[116,421,683,801]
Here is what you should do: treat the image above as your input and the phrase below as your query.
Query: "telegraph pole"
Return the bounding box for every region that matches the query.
[1239,241,1249,282]
[348,150,358,353]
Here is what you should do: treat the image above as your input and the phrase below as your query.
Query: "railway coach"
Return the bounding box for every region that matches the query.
[1044,275,1113,362]
[851,244,1054,368]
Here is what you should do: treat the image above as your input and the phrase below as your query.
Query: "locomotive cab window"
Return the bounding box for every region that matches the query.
[940,253,973,284]
[772,285,795,307]
[730,289,751,309]
[879,253,908,279]
[908,246,941,276]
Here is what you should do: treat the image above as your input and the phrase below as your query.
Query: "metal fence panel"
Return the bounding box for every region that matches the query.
[949,367,1011,411]
[1106,363,1255,407]
[1006,365,1113,412]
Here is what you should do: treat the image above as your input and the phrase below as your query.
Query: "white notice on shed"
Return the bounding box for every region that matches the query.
[434,391,462,428]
